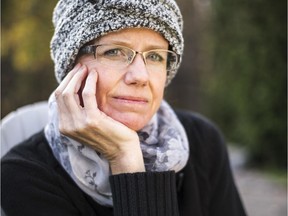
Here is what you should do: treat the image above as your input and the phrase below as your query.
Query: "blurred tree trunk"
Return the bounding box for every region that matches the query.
[166,0,212,112]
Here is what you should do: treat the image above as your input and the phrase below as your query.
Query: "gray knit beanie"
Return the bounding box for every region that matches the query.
[50,0,184,85]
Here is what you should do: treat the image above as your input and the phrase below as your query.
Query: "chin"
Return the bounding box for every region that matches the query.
[111,112,152,131]
[120,116,150,131]
[125,122,146,131]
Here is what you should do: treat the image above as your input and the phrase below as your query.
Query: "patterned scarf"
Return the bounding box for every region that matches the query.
[44,93,189,206]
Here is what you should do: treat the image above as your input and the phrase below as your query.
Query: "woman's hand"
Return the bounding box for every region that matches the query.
[54,63,145,174]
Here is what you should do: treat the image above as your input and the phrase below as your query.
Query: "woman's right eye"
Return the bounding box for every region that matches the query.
[103,48,122,56]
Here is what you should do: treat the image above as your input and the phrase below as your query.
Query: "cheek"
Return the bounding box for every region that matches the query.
[76,58,112,108]
[95,69,121,109]
[153,88,164,114]
[152,74,166,98]
[95,77,108,109]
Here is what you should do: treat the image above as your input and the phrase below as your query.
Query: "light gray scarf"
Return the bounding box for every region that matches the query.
[44,93,189,206]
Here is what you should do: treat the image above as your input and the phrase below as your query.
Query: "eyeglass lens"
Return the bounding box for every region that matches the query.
[94,45,178,71]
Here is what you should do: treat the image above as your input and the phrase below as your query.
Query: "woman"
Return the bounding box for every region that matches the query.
[1,0,246,215]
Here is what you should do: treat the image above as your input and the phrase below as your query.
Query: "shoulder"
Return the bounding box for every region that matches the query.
[1,130,57,168]
[1,131,63,184]
[1,131,83,215]
[175,109,225,144]
[175,109,229,169]
[1,131,73,193]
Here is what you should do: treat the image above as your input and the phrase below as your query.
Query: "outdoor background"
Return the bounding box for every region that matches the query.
[1,0,287,214]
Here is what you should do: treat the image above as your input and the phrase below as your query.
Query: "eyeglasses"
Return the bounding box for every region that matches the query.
[78,44,180,72]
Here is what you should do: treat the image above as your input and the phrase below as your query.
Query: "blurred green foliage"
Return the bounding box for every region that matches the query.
[1,0,286,171]
[2,0,58,71]
[1,0,58,118]
[202,0,287,169]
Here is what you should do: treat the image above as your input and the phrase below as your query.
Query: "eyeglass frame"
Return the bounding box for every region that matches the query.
[78,44,180,72]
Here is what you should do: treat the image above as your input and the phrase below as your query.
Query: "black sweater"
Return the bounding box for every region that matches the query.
[1,111,246,216]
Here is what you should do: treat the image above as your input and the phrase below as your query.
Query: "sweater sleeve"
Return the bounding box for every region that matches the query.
[176,110,247,216]
[1,159,80,216]
[206,123,247,216]
[1,132,114,216]
[109,171,179,216]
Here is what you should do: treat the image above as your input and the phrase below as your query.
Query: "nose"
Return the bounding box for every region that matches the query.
[124,54,149,86]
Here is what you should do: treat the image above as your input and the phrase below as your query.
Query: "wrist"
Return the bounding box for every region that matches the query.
[109,147,145,175]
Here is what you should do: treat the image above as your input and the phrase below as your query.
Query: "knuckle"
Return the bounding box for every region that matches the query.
[54,89,62,99]
[85,117,99,128]
[59,124,69,135]
[74,122,86,132]
[82,89,94,98]
[62,90,73,101]
[59,123,81,137]
[55,88,73,101]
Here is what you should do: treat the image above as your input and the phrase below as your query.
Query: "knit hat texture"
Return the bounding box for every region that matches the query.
[51,0,184,85]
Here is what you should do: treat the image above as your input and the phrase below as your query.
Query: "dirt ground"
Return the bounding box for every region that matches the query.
[229,147,287,216]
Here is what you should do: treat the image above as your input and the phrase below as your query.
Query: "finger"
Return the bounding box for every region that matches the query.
[62,65,88,112]
[55,63,82,98]
[82,69,98,112]
[56,64,86,113]
[55,64,83,128]
[58,65,88,133]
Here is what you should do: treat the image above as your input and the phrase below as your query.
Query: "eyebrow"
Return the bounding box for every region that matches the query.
[96,38,168,51]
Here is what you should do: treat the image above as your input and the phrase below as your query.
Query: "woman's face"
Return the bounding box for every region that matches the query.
[77,28,168,131]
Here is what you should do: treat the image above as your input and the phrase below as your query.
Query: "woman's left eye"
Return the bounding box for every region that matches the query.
[146,52,164,62]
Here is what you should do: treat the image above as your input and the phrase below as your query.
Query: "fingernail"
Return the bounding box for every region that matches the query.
[79,65,86,71]
[74,63,82,69]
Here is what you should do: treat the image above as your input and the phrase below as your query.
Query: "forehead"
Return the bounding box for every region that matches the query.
[96,28,169,49]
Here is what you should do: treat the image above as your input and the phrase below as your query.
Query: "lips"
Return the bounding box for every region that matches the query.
[113,96,149,104]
